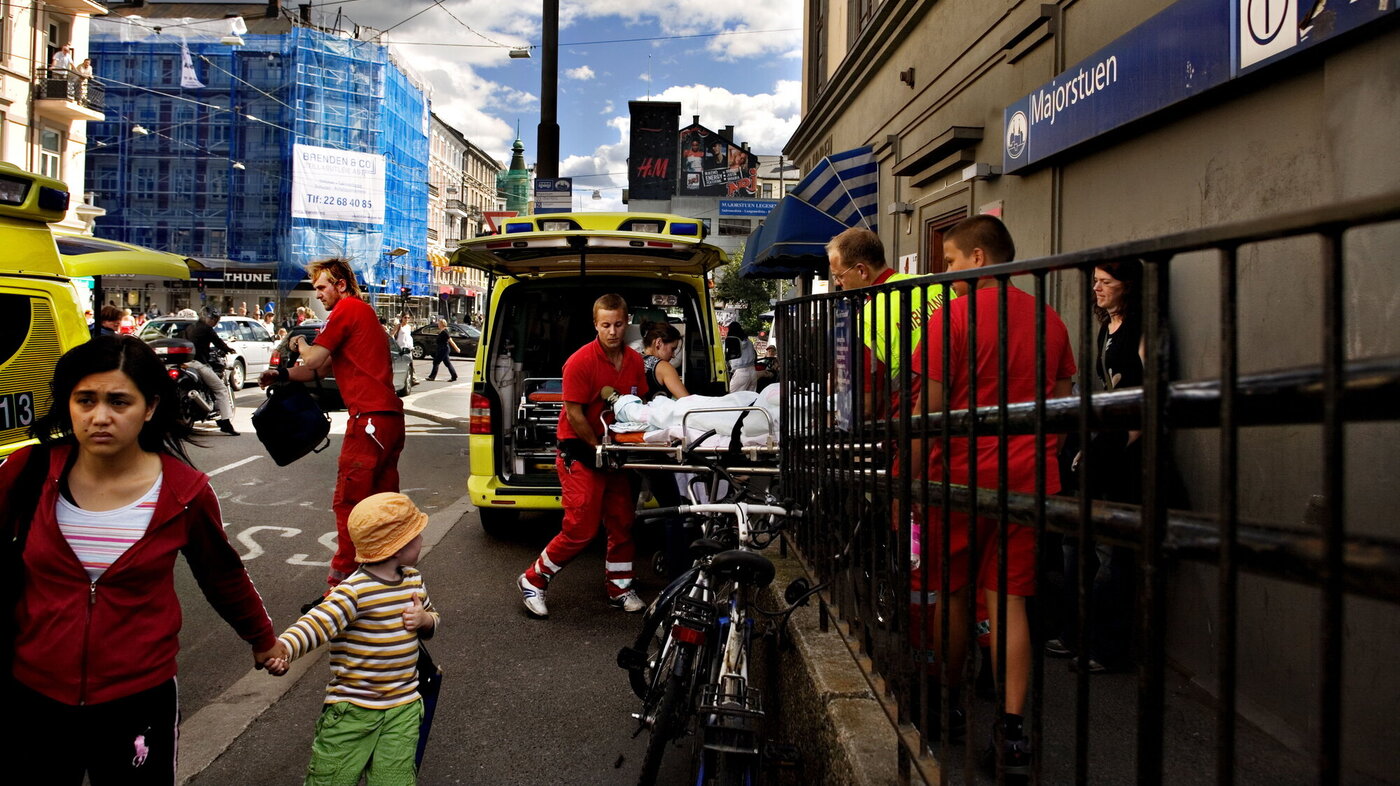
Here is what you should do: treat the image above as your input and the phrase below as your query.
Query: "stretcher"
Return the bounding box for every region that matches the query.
[596,404,781,475]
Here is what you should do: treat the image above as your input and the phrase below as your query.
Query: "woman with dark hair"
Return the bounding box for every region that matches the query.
[1,335,280,783]
[637,321,692,577]
[640,320,689,401]
[1048,260,1145,673]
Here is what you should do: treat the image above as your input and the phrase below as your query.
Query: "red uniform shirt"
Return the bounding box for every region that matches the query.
[557,339,646,442]
[313,295,401,415]
[912,285,1075,493]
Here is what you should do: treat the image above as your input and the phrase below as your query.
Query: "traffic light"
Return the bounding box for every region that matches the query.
[400,286,411,298]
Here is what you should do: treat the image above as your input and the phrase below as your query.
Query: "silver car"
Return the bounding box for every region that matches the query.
[137,316,277,389]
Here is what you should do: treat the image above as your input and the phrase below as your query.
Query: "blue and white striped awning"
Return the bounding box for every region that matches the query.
[788,146,878,234]
[739,146,879,279]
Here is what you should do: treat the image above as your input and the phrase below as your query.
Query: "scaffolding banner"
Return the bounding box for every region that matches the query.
[291,143,387,225]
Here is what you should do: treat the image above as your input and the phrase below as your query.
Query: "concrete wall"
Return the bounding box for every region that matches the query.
[786,0,1400,777]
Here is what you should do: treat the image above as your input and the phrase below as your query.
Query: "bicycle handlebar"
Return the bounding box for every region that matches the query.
[634,503,797,521]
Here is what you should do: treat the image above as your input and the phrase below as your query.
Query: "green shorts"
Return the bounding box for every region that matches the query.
[305,699,424,786]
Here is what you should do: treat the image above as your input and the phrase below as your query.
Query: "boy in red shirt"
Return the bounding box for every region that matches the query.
[517,294,647,618]
[911,215,1075,775]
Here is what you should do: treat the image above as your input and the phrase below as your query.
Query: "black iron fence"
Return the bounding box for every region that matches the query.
[775,192,1400,784]
[34,68,105,112]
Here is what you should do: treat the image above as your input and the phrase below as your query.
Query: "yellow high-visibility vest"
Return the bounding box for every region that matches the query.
[861,272,956,385]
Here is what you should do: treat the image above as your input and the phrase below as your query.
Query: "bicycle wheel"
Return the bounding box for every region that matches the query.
[637,645,693,786]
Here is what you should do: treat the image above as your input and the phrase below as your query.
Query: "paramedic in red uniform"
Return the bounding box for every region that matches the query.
[259,257,405,590]
[517,293,647,618]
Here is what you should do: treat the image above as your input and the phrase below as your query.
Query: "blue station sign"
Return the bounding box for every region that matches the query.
[1003,0,1397,173]
[719,199,780,217]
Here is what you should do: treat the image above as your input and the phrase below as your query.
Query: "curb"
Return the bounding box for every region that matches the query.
[760,545,915,785]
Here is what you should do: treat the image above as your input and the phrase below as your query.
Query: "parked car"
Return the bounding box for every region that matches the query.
[137,315,276,389]
[268,320,414,409]
[410,322,479,359]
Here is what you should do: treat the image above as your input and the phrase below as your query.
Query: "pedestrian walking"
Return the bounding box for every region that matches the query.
[261,492,439,786]
[395,314,417,384]
[516,293,647,618]
[425,319,458,382]
[2,334,281,784]
[259,258,404,593]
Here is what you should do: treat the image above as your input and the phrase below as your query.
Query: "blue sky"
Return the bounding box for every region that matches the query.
[348,0,803,212]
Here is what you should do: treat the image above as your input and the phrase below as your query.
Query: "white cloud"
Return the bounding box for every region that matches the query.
[561,0,802,59]
[566,65,596,80]
[644,80,801,154]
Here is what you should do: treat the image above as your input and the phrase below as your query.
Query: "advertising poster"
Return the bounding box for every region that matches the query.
[290,143,386,224]
[678,124,757,198]
[628,101,680,201]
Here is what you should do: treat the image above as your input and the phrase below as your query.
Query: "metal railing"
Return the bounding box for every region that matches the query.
[775,192,1400,784]
[34,68,105,111]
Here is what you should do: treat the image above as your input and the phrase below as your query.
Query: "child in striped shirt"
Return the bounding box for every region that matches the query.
[263,492,439,785]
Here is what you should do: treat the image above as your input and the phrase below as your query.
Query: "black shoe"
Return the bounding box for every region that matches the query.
[217,419,239,436]
[981,730,1031,780]
[425,376,436,381]
[450,377,458,381]
[911,687,966,742]
[1068,656,1108,674]
[1044,637,1074,658]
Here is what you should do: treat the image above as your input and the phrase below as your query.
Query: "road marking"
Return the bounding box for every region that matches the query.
[177,489,477,784]
[288,531,337,566]
[207,455,261,477]
[235,526,300,561]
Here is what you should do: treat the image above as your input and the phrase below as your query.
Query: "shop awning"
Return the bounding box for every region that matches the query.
[53,231,195,279]
[738,146,878,279]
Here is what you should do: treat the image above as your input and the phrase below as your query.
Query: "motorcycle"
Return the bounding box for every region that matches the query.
[148,337,233,426]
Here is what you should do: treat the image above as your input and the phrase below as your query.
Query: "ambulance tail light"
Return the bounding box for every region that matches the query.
[470,393,492,434]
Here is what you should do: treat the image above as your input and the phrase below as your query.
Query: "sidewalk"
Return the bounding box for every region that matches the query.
[400,374,474,430]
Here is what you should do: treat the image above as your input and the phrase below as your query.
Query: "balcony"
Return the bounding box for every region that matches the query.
[443,236,462,248]
[445,198,470,219]
[34,69,105,122]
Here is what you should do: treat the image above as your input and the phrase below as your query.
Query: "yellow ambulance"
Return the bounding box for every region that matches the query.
[0,162,191,457]
[451,212,729,536]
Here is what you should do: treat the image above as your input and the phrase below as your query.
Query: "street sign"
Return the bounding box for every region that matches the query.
[533,177,572,215]
[719,199,779,217]
[1003,0,1397,174]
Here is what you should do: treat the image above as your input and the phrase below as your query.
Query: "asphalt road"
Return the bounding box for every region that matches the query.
[175,380,692,785]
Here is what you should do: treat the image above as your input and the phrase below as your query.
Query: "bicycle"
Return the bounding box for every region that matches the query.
[618,431,816,786]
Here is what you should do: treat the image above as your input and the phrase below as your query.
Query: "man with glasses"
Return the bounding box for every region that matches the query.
[826,227,950,417]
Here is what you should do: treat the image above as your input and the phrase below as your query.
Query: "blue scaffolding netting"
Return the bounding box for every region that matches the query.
[88,22,432,298]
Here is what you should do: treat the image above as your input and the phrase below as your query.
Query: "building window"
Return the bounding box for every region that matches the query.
[39,128,62,180]
[762,183,773,198]
[808,0,828,104]
[718,218,751,236]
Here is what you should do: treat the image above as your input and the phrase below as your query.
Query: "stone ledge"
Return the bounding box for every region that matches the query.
[760,545,915,785]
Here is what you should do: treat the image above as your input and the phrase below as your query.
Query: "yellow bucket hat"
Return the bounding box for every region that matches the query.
[348,492,428,563]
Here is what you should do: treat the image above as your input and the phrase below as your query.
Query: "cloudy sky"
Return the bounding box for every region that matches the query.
[338,0,804,212]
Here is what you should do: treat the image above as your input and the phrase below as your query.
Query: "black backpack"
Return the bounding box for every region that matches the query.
[251,382,332,466]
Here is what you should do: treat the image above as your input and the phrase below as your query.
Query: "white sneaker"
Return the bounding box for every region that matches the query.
[518,574,548,618]
[609,589,645,613]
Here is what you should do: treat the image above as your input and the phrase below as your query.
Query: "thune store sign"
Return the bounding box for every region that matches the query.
[1002,0,1397,173]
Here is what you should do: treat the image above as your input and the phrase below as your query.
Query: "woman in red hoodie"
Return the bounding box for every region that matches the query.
[1,335,281,784]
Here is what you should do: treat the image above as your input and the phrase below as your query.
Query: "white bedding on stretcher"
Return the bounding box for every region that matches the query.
[609,386,781,447]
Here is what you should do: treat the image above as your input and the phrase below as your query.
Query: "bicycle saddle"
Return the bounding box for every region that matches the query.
[708,550,776,589]
[689,538,726,558]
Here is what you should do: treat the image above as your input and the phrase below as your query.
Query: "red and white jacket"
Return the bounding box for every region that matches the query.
[1,444,276,705]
